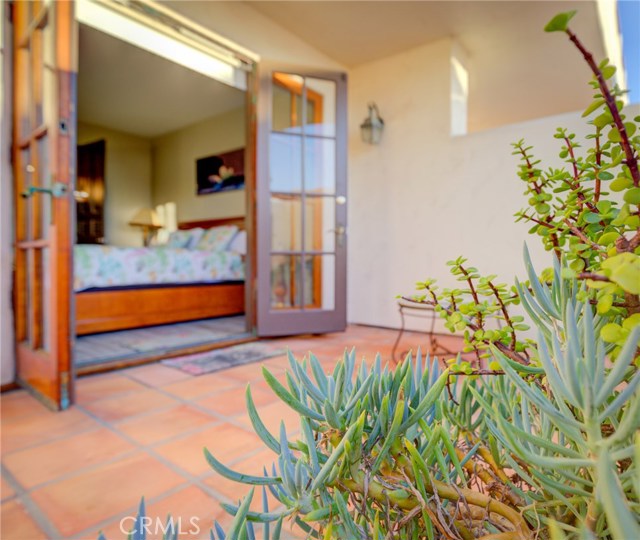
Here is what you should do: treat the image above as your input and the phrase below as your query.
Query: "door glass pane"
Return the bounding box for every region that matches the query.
[304,138,335,194]
[272,73,304,133]
[270,133,301,192]
[304,78,336,137]
[271,255,302,309]
[21,149,32,241]
[271,195,302,252]
[41,247,50,351]
[305,197,335,252]
[32,248,44,349]
[33,29,44,127]
[303,255,335,310]
[38,137,50,234]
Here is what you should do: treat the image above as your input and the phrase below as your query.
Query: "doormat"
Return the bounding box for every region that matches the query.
[161,343,284,376]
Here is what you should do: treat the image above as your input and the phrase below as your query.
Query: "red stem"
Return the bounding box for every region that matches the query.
[566,29,639,188]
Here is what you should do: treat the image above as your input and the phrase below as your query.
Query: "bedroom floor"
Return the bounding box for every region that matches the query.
[1,325,465,540]
[74,316,248,368]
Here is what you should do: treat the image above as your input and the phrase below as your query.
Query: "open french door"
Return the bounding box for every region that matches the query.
[11,0,76,409]
[256,69,347,336]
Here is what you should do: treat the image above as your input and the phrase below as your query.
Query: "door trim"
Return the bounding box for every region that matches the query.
[256,66,348,336]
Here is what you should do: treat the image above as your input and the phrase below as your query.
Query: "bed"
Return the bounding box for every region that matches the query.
[75,217,246,335]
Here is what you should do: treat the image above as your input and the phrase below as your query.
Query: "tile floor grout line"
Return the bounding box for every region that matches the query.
[0,423,103,460]
[1,328,443,540]
[109,375,278,438]
[82,401,182,428]
[0,463,63,540]
[72,403,266,533]
[68,479,194,540]
[6,448,141,495]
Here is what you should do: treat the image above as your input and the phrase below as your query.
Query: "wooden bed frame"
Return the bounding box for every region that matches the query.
[75,217,246,335]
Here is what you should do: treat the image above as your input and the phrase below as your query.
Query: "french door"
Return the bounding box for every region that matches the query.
[11,0,76,409]
[257,70,347,336]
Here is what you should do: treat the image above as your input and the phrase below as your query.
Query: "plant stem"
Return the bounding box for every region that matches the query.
[565,29,639,188]
[488,280,518,351]
[340,471,533,539]
[458,264,484,331]
[594,131,602,203]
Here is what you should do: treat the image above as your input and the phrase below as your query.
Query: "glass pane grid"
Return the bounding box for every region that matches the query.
[269,73,339,313]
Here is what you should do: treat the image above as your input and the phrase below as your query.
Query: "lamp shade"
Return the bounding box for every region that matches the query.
[129,208,161,228]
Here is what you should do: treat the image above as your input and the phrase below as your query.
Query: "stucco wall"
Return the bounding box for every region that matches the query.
[152,107,246,223]
[77,123,153,247]
[347,38,638,332]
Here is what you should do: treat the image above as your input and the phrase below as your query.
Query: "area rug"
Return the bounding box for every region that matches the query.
[162,343,284,376]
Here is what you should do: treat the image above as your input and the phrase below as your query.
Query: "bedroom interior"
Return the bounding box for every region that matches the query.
[73,21,252,370]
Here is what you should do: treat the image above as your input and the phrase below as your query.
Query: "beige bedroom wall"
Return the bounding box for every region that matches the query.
[77,122,153,247]
[152,107,246,223]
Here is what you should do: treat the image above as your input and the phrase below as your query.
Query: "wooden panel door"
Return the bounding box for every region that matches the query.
[257,70,347,336]
[12,0,76,410]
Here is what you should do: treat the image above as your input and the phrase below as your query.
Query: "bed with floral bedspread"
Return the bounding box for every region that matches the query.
[74,218,247,336]
[73,245,244,292]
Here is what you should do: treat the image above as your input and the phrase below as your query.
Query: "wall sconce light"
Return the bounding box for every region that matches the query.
[360,102,384,144]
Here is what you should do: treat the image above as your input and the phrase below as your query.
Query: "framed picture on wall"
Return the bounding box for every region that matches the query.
[196,148,245,195]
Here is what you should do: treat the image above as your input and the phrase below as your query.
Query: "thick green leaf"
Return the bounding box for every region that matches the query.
[623,187,640,205]
[544,10,576,32]
[204,448,280,486]
[246,386,281,453]
[596,452,640,539]
[226,488,254,540]
[262,367,324,421]
[582,99,605,117]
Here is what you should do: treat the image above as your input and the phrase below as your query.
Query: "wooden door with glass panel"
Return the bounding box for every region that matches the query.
[12,0,76,409]
[257,71,347,336]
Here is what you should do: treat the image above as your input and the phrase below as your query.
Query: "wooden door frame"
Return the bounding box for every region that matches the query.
[1,1,262,392]
[10,0,77,409]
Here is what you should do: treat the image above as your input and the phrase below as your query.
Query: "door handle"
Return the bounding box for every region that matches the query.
[21,182,68,199]
[329,225,346,247]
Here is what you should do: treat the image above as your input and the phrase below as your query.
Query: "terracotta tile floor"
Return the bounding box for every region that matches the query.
[0,325,463,540]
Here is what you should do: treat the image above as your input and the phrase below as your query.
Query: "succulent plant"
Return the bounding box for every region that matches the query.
[102,10,640,540]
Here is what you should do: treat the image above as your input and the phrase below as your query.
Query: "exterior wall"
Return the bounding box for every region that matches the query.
[347,38,638,332]
[152,107,246,222]
[77,123,153,247]
[1,1,15,385]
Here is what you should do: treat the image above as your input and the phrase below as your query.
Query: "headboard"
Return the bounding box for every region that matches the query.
[178,216,245,231]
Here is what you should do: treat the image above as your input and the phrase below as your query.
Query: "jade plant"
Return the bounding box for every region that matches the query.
[411,10,639,367]
[103,10,640,540]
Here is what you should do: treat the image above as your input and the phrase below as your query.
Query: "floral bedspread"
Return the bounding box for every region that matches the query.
[74,245,244,291]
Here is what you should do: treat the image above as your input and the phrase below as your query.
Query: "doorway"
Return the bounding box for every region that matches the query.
[9,0,348,409]
[72,17,255,370]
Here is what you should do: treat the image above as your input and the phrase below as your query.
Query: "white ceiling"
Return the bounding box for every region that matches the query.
[246,0,608,131]
[78,24,245,138]
[78,1,611,136]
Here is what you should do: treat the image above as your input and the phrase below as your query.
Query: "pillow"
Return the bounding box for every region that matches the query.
[166,228,204,249]
[195,225,239,251]
[227,230,247,255]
